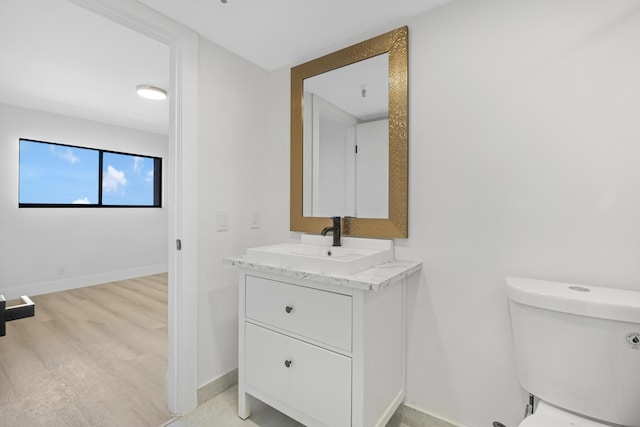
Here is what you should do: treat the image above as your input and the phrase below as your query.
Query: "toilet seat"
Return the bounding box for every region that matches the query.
[519,401,612,427]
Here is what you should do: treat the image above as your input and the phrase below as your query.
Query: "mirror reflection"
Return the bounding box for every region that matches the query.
[290,26,408,238]
[302,54,389,219]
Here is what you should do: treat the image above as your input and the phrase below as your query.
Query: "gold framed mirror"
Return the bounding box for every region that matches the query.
[290,26,408,238]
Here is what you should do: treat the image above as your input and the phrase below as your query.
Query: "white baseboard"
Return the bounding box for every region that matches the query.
[391,403,460,427]
[0,264,168,299]
[197,369,238,406]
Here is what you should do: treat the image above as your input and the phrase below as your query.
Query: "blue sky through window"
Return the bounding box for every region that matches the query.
[19,140,99,204]
[102,152,155,206]
[19,139,159,206]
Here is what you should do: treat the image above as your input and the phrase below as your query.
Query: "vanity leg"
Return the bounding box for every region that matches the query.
[238,270,251,419]
[238,386,250,419]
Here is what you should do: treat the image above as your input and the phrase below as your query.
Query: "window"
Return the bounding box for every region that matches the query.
[19,139,162,207]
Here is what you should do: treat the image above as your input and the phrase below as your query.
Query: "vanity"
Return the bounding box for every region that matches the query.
[225,235,422,427]
[224,24,415,427]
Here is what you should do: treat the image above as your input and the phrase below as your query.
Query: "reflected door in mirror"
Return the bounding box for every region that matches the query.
[302,53,389,219]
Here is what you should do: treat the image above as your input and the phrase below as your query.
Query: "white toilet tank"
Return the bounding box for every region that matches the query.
[506,277,640,426]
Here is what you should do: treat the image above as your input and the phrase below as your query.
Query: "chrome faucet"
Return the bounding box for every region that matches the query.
[321,216,341,247]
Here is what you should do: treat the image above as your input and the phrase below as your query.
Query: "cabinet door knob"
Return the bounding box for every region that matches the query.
[284,360,292,368]
[285,305,293,314]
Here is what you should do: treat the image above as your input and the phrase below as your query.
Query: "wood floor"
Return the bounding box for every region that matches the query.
[0,274,171,427]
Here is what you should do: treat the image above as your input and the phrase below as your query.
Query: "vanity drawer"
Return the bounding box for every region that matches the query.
[245,323,351,427]
[245,275,352,351]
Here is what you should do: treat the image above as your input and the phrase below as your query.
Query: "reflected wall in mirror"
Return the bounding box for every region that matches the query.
[291,26,408,238]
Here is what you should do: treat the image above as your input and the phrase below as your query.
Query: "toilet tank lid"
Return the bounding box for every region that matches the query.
[505,277,640,323]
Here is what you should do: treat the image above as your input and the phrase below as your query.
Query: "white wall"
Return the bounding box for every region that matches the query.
[0,103,168,299]
[401,1,640,426]
[196,37,291,388]
[266,0,640,426]
[356,119,388,218]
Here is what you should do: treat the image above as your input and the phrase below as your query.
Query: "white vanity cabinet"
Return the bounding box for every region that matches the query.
[235,264,417,427]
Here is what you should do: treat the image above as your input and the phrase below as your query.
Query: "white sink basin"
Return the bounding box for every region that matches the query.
[245,235,394,275]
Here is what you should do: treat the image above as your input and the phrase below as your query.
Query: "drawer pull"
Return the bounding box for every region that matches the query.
[284,359,293,368]
[285,305,294,314]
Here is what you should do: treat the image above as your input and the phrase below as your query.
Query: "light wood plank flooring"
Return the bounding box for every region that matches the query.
[0,274,171,427]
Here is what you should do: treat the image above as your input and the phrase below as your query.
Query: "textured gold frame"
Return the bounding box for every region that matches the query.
[290,26,408,238]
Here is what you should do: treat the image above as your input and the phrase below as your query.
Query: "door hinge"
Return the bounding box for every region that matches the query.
[176,239,182,250]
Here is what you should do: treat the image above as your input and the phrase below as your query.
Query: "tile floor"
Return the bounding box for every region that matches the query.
[167,385,410,427]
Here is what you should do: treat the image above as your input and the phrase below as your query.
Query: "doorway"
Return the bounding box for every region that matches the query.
[0,0,199,417]
[69,0,199,415]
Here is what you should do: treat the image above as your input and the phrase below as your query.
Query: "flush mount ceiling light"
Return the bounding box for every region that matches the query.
[136,85,167,100]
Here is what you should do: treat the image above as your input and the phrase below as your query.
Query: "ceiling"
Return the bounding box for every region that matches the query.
[305,54,389,122]
[0,0,451,136]
[0,0,170,135]
[136,0,451,71]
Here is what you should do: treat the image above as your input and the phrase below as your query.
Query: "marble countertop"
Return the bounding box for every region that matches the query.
[223,255,422,292]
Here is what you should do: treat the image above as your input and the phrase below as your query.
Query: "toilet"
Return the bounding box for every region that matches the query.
[505,277,640,427]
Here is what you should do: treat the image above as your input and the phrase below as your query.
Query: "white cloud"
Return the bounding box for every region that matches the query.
[51,146,79,164]
[72,197,90,204]
[133,157,144,174]
[145,169,154,183]
[103,165,127,193]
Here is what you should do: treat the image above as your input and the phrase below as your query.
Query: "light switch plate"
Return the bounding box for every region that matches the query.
[250,210,260,229]
[216,211,229,231]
